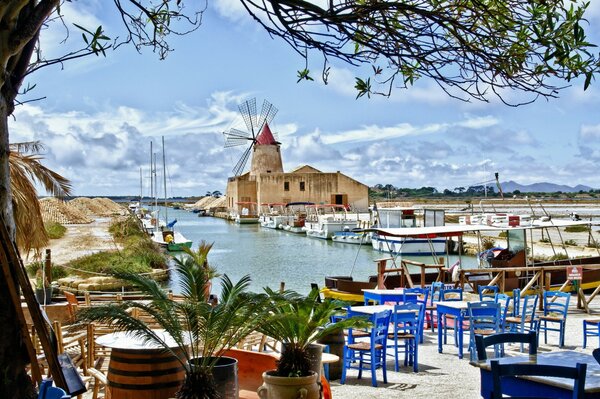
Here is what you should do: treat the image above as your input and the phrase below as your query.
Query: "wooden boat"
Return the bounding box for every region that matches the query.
[323,217,600,301]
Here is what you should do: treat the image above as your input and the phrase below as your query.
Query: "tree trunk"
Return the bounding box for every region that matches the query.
[0,94,35,398]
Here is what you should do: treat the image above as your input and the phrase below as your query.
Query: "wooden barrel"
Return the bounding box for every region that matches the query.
[107,348,185,399]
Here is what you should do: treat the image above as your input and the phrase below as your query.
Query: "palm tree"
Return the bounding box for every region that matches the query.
[9,141,71,255]
[76,243,270,399]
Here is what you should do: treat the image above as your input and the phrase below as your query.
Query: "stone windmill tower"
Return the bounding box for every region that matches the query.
[223,98,283,176]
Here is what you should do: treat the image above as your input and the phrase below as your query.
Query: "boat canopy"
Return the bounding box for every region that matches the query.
[359,219,599,239]
[285,202,315,207]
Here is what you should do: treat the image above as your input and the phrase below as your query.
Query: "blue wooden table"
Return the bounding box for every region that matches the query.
[361,289,418,305]
[473,350,600,398]
[436,300,470,359]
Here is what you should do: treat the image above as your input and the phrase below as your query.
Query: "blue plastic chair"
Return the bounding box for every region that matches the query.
[389,302,424,372]
[404,287,429,342]
[38,379,69,399]
[478,285,499,301]
[440,287,463,344]
[467,301,501,361]
[490,360,586,399]
[537,290,570,347]
[341,310,391,387]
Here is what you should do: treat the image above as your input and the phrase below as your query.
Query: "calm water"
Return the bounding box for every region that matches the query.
[161,207,475,296]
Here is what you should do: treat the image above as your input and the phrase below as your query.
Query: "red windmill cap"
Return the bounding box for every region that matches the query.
[256,123,277,145]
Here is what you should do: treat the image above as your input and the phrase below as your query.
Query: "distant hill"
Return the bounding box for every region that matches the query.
[501,180,595,193]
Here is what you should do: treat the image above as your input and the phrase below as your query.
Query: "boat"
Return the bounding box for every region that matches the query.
[323,216,600,301]
[234,202,260,224]
[280,202,313,234]
[303,204,357,240]
[150,137,193,251]
[259,203,292,229]
[331,228,372,245]
[370,206,446,256]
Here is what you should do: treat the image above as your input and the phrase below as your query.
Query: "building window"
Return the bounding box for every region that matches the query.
[284,182,290,191]
[299,182,305,191]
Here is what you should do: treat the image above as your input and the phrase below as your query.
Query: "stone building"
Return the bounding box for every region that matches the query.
[226,123,368,212]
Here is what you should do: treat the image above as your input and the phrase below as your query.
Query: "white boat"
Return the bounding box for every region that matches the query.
[280,202,313,234]
[234,202,260,224]
[331,228,372,245]
[303,204,357,240]
[259,203,293,229]
[371,206,446,256]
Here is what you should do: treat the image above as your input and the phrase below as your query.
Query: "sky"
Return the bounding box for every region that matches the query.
[8,1,600,197]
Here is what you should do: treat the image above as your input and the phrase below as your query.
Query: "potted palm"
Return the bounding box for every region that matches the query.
[76,240,270,399]
[256,288,368,399]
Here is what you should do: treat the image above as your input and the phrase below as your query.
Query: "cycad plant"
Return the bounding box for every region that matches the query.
[76,242,269,399]
[257,288,369,377]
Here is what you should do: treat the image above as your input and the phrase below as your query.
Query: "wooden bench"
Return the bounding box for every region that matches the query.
[222,348,278,399]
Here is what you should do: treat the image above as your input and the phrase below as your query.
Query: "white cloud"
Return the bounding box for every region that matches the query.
[212,0,254,23]
[580,124,600,140]
[457,115,499,129]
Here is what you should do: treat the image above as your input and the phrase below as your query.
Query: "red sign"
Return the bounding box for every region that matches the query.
[567,266,583,281]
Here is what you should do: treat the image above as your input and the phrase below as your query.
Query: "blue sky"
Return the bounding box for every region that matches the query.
[8,1,600,197]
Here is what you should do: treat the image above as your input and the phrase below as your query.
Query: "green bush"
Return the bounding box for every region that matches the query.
[565,225,590,233]
[65,251,154,276]
[26,261,68,280]
[109,216,145,240]
[564,239,577,246]
[45,222,67,239]
[498,232,507,238]
[539,238,550,243]
[549,253,569,261]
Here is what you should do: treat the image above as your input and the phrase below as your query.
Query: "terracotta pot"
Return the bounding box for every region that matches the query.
[257,370,320,399]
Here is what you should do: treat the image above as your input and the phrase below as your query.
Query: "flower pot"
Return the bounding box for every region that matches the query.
[281,343,323,379]
[189,356,238,398]
[257,370,320,399]
[35,287,53,305]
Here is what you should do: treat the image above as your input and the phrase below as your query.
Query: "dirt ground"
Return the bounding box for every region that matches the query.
[27,218,121,265]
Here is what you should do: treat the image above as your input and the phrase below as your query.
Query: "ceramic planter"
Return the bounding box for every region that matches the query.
[257,370,319,399]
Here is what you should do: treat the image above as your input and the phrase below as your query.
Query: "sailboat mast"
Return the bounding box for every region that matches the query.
[162,136,168,225]
[150,141,154,212]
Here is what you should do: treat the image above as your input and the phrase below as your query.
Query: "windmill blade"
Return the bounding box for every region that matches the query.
[257,99,278,133]
[224,128,253,148]
[232,145,252,176]
[238,98,258,138]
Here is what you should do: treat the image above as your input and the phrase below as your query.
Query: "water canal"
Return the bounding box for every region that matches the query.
[163,207,475,296]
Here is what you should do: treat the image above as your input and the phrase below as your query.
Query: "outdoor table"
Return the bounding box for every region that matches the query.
[362,288,419,305]
[471,350,600,398]
[436,300,471,359]
[349,304,394,315]
[96,329,187,399]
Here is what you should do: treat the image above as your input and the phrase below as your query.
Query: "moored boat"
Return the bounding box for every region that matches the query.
[303,204,357,240]
[234,202,260,224]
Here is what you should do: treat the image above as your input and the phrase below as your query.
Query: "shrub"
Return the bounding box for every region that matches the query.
[65,251,154,276]
[109,216,145,240]
[549,253,569,261]
[564,239,577,246]
[586,242,600,249]
[45,222,66,239]
[26,261,68,280]
[565,225,590,233]
[481,236,496,250]
[498,232,507,238]
[539,238,550,243]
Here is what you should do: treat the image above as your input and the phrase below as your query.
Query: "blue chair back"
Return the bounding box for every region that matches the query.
[515,294,538,333]
[543,290,570,317]
[512,288,521,317]
[468,301,501,331]
[371,310,392,348]
[478,285,499,301]
[495,293,512,329]
[490,360,586,399]
[430,282,444,302]
[392,302,423,336]
[441,287,463,301]
[475,331,537,361]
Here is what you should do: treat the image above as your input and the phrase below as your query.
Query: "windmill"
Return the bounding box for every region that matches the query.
[223,98,279,176]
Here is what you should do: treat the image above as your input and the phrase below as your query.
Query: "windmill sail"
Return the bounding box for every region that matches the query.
[224,98,280,176]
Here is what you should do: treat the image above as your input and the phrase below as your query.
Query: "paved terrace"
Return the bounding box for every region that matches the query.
[330,294,600,399]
